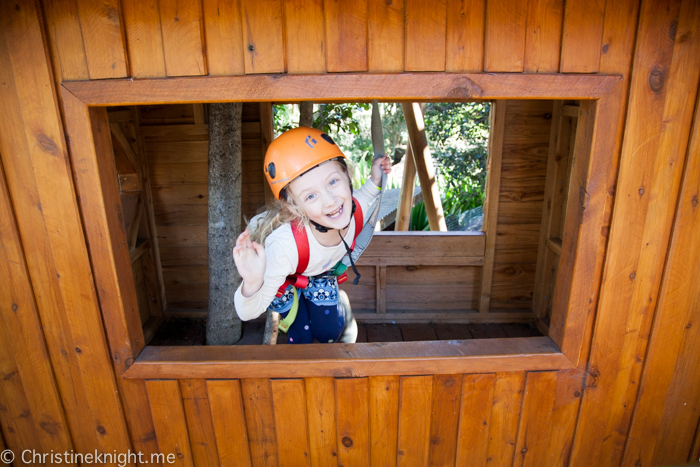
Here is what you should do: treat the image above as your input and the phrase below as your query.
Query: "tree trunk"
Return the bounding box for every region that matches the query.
[299,101,314,127]
[206,103,243,345]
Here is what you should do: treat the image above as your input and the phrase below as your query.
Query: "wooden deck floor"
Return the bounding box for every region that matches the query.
[148,318,543,346]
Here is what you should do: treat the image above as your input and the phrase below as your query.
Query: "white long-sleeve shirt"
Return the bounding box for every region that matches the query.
[234,179,381,321]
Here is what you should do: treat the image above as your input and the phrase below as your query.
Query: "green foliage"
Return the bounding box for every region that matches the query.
[273,104,295,134]
[313,103,371,135]
[410,201,430,231]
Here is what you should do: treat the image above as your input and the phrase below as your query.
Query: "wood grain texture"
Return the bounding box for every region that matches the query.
[41,0,90,80]
[271,379,311,466]
[180,379,220,466]
[241,0,285,74]
[512,371,558,467]
[75,0,128,78]
[241,378,279,467]
[405,0,447,71]
[284,0,326,74]
[524,0,564,73]
[369,375,399,467]
[485,0,527,72]
[368,0,405,72]
[159,0,207,76]
[207,379,252,467]
[542,369,585,465]
[202,0,246,75]
[324,0,368,72]
[428,375,462,466]
[146,380,195,467]
[560,0,606,73]
[118,378,162,461]
[122,0,166,78]
[305,378,338,467]
[455,373,495,466]
[335,378,370,466]
[397,376,433,466]
[487,372,525,466]
[446,0,485,72]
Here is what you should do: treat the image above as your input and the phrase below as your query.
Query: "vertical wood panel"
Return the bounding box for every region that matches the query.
[241,0,286,74]
[445,0,485,72]
[180,379,220,467]
[336,378,370,466]
[207,380,252,467]
[428,375,462,466]
[542,369,585,465]
[159,0,207,76]
[203,0,246,76]
[513,371,558,467]
[284,0,326,74]
[369,375,399,467]
[118,378,162,461]
[485,0,527,72]
[241,378,279,467]
[122,0,167,78]
[397,376,433,466]
[75,0,129,78]
[368,0,404,72]
[559,0,606,73]
[271,379,311,467]
[455,374,496,466]
[146,380,194,467]
[487,372,525,466]
[405,0,447,71]
[324,0,368,72]
[42,0,90,80]
[570,0,690,464]
[305,377,338,467]
[523,0,564,73]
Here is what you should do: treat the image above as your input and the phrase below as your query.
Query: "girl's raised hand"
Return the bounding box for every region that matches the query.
[370,155,392,186]
[233,230,266,296]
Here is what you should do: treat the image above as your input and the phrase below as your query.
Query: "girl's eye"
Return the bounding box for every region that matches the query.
[329,178,339,186]
[305,193,316,202]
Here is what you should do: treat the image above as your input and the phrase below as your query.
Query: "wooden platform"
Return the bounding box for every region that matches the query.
[148,317,542,346]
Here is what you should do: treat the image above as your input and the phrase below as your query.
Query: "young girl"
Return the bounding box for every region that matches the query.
[233,126,392,344]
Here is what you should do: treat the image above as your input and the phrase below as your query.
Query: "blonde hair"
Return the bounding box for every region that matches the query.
[249,159,353,245]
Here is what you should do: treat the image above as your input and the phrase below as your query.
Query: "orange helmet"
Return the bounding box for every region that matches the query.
[264,127,346,199]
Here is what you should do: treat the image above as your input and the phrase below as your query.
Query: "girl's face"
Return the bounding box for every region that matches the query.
[287,160,352,230]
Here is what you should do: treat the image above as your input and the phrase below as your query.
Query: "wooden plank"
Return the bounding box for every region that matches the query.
[271,380,311,466]
[284,0,326,74]
[240,378,279,467]
[446,0,485,72]
[399,323,438,341]
[118,378,162,461]
[139,123,209,140]
[484,0,527,72]
[512,371,558,467]
[362,232,485,258]
[125,337,572,379]
[179,379,220,466]
[336,378,370,466]
[405,0,447,71]
[122,0,167,78]
[559,0,606,73]
[146,380,195,467]
[369,376,400,467]
[569,0,687,463]
[259,102,275,203]
[395,142,416,230]
[541,369,585,465]
[206,380,252,467]
[42,0,90,81]
[75,0,129,78]
[376,266,387,314]
[523,0,564,73]
[455,374,496,465]
[397,376,433,466]
[402,102,447,231]
[305,378,338,467]
[159,0,207,76]
[323,0,368,72]
[241,0,285,74]
[368,0,405,72]
[486,372,526,466]
[2,2,133,455]
[203,0,246,75]
[427,375,462,466]
[434,324,473,340]
[479,100,506,313]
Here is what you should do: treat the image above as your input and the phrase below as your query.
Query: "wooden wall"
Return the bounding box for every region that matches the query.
[1,0,700,466]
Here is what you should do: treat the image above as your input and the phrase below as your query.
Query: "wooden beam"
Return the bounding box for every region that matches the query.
[123,337,573,379]
[402,102,447,231]
[479,100,506,314]
[395,142,417,231]
[110,122,141,175]
[376,266,386,313]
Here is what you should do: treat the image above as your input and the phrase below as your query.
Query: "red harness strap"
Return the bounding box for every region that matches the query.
[276,197,363,297]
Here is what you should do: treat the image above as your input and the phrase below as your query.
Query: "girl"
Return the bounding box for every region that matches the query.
[233,126,392,344]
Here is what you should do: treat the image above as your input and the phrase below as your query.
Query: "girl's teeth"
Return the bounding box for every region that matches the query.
[328,205,343,218]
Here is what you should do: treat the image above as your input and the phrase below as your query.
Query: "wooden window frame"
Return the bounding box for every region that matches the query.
[61,73,622,378]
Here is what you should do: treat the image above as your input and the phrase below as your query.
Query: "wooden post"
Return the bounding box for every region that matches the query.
[299,101,314,127]
[478,100,506,314]
[401,102,447,231]
[206,103,243,345]
[263,311,280,345]
[395,142,417,231]
[260,102,275,203]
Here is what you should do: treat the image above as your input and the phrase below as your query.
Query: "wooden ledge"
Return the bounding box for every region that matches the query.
[122,337,574,379]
